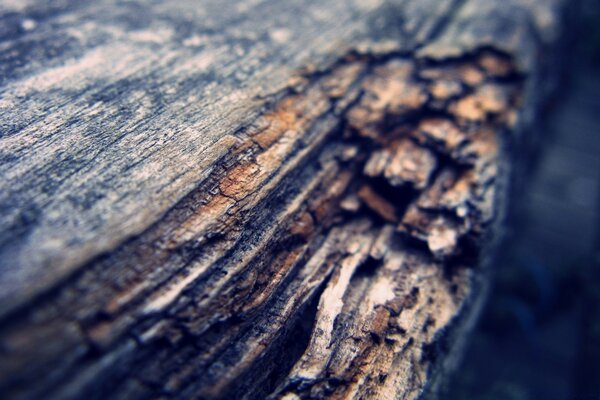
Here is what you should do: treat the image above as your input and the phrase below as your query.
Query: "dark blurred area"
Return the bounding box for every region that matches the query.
[450,1,600,399]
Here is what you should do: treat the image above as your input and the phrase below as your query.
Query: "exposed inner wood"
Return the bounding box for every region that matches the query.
[0,49,523,400]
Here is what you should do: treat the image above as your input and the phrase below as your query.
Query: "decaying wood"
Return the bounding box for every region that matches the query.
[0,0,568,399]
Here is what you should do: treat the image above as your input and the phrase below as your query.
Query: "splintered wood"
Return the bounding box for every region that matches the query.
[271,54,521,399]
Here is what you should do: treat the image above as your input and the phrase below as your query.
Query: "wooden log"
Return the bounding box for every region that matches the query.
[0,0,568,399]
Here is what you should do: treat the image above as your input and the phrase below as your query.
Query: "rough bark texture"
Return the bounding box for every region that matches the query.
[0,1,567,399]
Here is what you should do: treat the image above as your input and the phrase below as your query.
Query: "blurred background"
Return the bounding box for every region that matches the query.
[449,1,600,399]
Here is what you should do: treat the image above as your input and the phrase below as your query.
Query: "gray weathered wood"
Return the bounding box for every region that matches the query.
[0,0,568,399]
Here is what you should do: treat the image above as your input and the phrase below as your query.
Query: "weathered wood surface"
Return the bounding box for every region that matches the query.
[0,0,567,399]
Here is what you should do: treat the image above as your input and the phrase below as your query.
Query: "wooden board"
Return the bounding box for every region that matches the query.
[0,0,568,399]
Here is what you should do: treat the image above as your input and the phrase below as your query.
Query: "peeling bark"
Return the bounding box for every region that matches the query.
[0,0,568,399]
